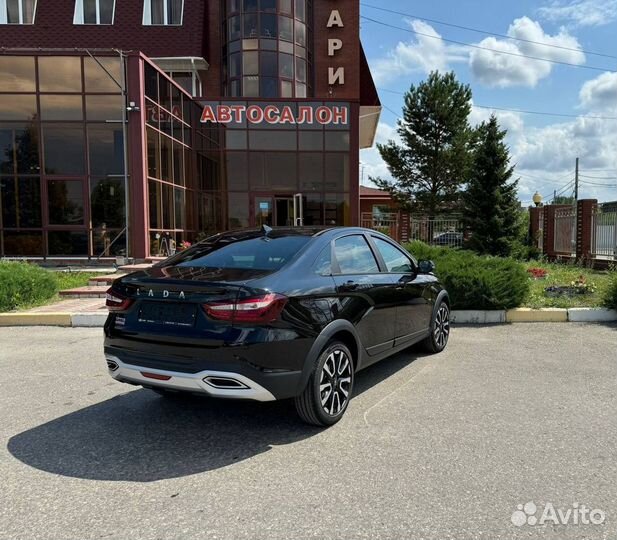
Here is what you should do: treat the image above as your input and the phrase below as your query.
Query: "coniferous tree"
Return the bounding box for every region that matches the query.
[371,71,474,217]
[463,115,520,257]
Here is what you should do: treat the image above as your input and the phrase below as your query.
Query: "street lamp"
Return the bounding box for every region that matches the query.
[533,192,543,207]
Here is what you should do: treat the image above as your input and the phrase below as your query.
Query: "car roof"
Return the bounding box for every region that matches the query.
[214,226,383,241]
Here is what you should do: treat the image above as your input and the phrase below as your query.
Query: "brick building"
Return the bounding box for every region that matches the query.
[0,0,380,259]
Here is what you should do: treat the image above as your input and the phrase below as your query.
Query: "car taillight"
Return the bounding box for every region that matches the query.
[204,293,287,323]
[106,289,134,312]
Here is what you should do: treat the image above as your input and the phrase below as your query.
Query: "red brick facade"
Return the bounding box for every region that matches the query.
[0,1,207,57]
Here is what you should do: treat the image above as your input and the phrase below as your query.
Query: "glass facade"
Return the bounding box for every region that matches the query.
[223,0,313,98]
[0,54,126,256]
[200,100,351,230]
[144,63,221,256]
[0,51,357,259]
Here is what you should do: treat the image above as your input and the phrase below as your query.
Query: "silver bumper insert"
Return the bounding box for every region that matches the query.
[105,354,276,402]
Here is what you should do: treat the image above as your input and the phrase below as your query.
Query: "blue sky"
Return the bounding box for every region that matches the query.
[359,0,617,205]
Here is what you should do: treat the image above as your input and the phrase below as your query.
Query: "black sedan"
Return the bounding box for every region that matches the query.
[104,227,450,426]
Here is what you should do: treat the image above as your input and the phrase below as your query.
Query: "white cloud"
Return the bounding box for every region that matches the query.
[538,0,617,27]
[371,20,467,85]
[469,17,585,88]
[579,72,617,111]
[360,122,400,185]
[469,106,525,134]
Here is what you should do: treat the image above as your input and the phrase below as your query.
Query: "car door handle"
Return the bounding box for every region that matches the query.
[339,280,359,292]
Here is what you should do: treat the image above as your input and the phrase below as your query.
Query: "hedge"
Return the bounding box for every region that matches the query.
[406,241,530,310]
[602,274,617,310]
[0,262,57,312]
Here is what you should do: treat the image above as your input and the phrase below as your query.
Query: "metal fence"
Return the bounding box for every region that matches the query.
[409,217,464,248]
[361,212,400,240]
[553,206,576,255]
[592,204,617,260]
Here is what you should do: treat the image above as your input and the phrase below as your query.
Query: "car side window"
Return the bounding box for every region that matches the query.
[334,235,379,274]
[313,245,332,276]
[372,237,414,273]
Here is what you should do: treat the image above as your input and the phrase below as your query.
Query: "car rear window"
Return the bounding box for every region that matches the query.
[173,235,311,271]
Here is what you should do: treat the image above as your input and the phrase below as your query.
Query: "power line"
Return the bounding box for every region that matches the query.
[543,180,575,200]
[517,171,575,183]
[579,174,617,180]
[361,15,617,73]
[361,3,617,60]
[473,104,617,121]
[377,88,617,121]
[519,174,577,186]
[381,104,400,118]
[579,180,617,187]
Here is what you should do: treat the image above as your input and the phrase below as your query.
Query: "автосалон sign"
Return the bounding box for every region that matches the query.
[200,104,349,126]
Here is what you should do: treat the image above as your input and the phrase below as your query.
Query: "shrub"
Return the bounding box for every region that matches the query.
[602,274,617,310]
[0,262,57,312]
[406,241,530,310]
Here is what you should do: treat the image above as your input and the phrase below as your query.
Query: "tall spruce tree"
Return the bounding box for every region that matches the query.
[371,71,473,217]
[463,115,520,257]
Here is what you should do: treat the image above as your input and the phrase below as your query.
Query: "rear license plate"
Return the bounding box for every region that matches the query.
[138,302,197,328]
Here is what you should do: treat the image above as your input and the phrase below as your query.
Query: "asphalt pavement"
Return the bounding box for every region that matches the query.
[1,324,616,540]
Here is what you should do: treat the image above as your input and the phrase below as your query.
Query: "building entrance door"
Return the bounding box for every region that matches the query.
[254,194,304,227]
[275,197,294,226]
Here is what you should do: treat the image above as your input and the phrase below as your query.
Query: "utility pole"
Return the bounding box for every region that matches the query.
[574,157,579,202]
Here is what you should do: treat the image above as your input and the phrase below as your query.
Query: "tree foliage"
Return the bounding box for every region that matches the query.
[371,71,473,216]
[462,115,520,257]
[552,195,575,205]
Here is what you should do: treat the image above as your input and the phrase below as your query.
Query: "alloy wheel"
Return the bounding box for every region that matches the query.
[319,348,352,416]
[434,305,450,349]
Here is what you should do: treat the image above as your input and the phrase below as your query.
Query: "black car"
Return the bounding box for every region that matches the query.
[432,232,464,247]
[104,227,450,426]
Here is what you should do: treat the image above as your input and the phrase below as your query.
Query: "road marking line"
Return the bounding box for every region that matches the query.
[362,363,433,427]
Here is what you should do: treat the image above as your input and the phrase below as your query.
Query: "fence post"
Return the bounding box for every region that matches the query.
[400,212,410,244]
[576,199,597,262]
[543,205,557,259]
[529,207,541,249]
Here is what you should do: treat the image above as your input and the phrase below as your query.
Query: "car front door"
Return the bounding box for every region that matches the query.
[331,234,397,357]
[370,236,433,346]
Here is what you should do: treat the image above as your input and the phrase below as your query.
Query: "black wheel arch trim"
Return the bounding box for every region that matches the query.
[433,290,451,320]
[296,319,363,395]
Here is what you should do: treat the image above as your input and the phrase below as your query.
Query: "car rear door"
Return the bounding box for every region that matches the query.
[331,233,397,357]
[370,235,433,345]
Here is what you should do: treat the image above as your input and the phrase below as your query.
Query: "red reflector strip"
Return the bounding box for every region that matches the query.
[140,372,172,381]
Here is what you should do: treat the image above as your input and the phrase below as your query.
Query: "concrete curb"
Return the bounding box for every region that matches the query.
[71,313,109,327]
[1,308,616,327]
[451,310,506,324]
[506,308,568,323]
[0,312,72,327]
[567,308,617,322]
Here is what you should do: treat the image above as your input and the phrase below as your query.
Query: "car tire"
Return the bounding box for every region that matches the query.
[422,301,450,354]
[295,341,355,427]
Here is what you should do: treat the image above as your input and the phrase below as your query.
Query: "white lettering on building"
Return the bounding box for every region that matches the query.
[327,7,344,87]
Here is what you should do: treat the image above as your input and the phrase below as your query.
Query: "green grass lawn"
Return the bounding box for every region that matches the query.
[523,261,614,309]
[54,271,105,292]
[10,271,107,312]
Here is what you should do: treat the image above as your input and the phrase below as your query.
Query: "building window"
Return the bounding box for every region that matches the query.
[143,0,183,25]
[223,0,312,97]
[73,0,115,24]
[0,0,37,24]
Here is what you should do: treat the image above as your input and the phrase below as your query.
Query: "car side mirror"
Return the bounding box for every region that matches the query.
[418,260,436,274]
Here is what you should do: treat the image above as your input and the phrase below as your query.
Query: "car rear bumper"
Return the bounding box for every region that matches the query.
[104,352,304,401]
